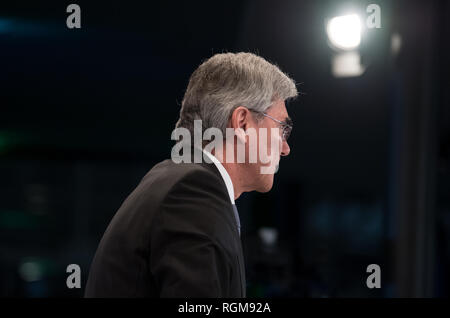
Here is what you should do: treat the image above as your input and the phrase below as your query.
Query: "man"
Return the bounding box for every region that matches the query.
[85,52,297,297]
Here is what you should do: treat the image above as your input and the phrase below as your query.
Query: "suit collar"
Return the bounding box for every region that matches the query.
[201,149,235,204]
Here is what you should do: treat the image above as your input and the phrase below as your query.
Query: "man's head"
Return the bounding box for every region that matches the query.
[227,99,293,193]
[176,52,298,193]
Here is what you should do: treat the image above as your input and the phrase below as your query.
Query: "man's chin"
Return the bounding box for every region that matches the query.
[256,175,274,193]
[259,163,279,175]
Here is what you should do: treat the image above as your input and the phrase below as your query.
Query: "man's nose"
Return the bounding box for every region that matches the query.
[281,140,290,156]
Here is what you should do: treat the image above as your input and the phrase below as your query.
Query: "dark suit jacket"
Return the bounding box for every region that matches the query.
[85,159,246,297]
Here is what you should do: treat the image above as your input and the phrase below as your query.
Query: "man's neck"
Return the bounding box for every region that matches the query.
[221,161,244,201]
[211,147,244,201]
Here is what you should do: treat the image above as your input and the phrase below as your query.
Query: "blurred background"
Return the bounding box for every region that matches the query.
[0,0,449,297]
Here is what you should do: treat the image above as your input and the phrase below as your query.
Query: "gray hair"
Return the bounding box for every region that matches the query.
[175,52,298,134]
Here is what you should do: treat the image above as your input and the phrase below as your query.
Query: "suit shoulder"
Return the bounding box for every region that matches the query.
[141,159,227,198]
[151,161,238,252]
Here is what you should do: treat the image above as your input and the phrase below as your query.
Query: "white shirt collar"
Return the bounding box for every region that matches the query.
[202,149,235,204]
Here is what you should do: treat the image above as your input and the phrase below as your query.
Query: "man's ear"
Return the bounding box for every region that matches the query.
[229,106,250,143]
[230,106,250,130]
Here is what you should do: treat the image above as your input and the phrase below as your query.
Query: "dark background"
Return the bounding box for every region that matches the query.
[0,0,449,297]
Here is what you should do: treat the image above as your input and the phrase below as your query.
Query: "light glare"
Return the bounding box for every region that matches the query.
[327,14,362,50]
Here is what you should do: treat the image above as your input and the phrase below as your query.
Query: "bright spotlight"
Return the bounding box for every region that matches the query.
[326,14,362,50]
